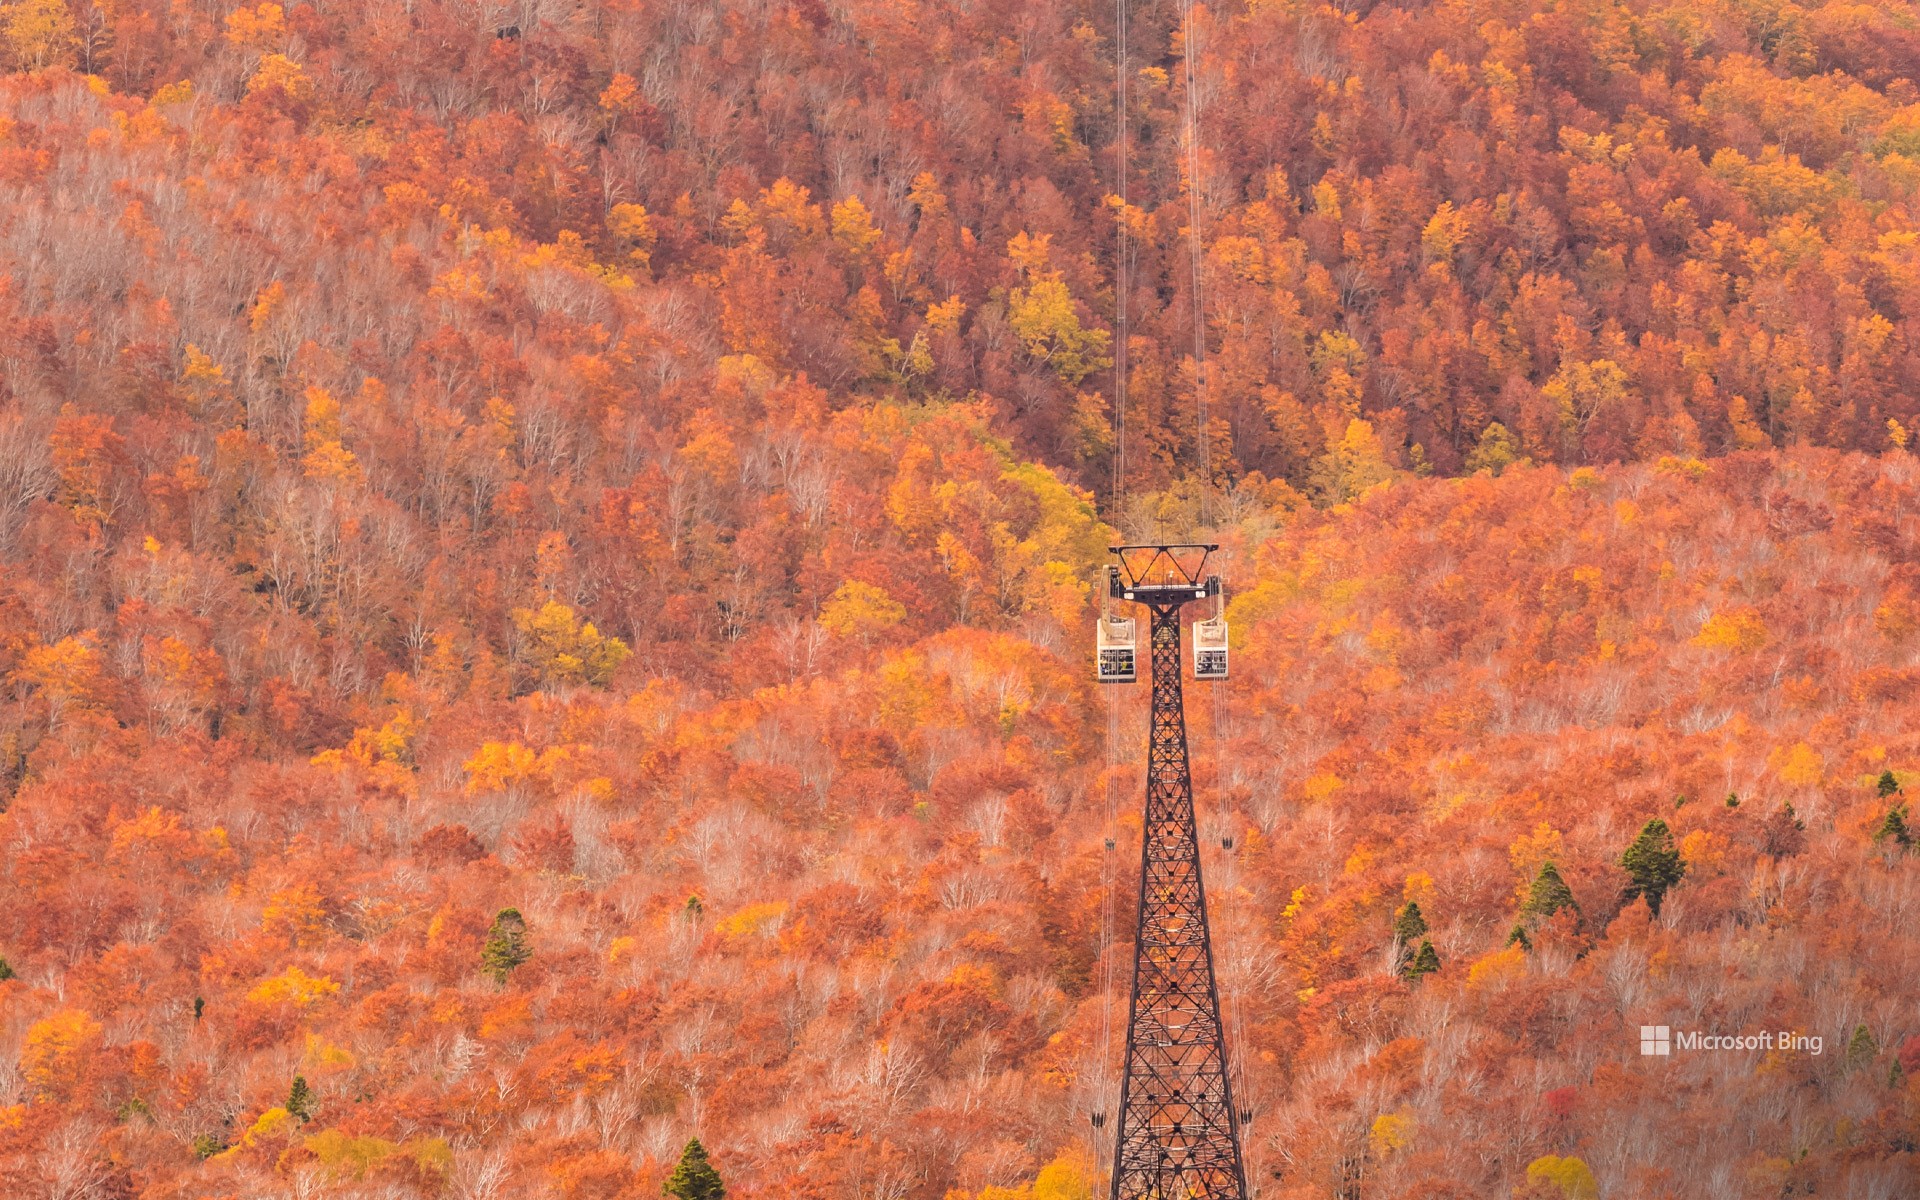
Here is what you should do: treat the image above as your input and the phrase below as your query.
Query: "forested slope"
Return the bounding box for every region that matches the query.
[6,440,1920,1198]
[6,0,1920,495]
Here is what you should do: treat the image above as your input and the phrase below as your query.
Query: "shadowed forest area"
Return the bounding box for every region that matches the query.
[2,0,1920,1195]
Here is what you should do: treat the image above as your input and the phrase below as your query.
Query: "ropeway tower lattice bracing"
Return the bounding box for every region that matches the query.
[1104,545,1247,1200]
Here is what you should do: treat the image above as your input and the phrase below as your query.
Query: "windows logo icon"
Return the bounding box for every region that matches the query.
[1640,1025,1671,1056]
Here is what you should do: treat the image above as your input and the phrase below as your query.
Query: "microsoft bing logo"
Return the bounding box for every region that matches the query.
[1636,1024,1821,1056]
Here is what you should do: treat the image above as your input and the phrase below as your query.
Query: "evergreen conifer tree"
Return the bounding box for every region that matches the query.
[1621,819,1685,915]
[1874,803,1912,850]
[1392,900,1428,943]
[483,908,531,983]
[1391,901,1427,971]
[1521,862,1580,921]
[1847,1024,1878,1069]
[1878,770,1901,799]
[1403,940,1440,981]
[287,1075,314,1122]
[664,1138,725,1200]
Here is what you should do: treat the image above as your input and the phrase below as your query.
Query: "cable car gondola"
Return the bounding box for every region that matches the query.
[1192,614,1228,681]
[1097,614,1138,684]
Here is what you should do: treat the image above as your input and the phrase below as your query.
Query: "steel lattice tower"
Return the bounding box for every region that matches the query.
[1107,546,1247,1200]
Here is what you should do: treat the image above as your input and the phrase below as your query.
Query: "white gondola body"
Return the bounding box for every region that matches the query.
[1097,616,1138,683]
[1192,616,1229,680]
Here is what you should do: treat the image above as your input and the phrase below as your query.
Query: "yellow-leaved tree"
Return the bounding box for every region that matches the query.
[2,0,75,70]
[510,601,630,688]
[830,195,883,256]
[1005,233,1111,384]
[22,1009,103,1100]
[13,634,110,730]
[608,203,656,270]
[989,461,1107,624]
[1369,1111,1415,1156]
[1524,1154,1599,1199]
[224,3,286,50]
[966,1148,1093,1200]
[301,386,362,483]
[246,966,340,1009]
[246,53,313,101]
[819,580,907,643]
[1692,607,1768,653]
[1310,418,1396,505]
[1545,358,1631,445]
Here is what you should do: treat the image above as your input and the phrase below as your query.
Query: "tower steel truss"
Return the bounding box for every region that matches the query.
[1107,546,1247,1200]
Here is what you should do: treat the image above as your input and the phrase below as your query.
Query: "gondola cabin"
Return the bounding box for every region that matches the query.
[1193,616,1228,680]
[1097,616,1138,683]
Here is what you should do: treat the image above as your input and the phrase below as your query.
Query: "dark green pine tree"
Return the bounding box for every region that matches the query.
[1392,900,1428,943]
[0,955,14,981]
[1403,940,1440,982]
[1392,901,1428,972]
[1505,923,1531,951]
[482,908,531,983]
[1621,818,1686,916]
[1846,1024,1878,1069]
[1874,803,1913,850]
[1878,770,1902,799]
[664,1138,726,1200]
[286,1075,314,1123]
[1521,862,1580,922]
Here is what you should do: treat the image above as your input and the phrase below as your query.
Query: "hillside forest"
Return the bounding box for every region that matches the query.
[2,0,1920,1196]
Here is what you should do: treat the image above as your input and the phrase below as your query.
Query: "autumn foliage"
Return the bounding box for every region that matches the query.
[3,0,1920,1195]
